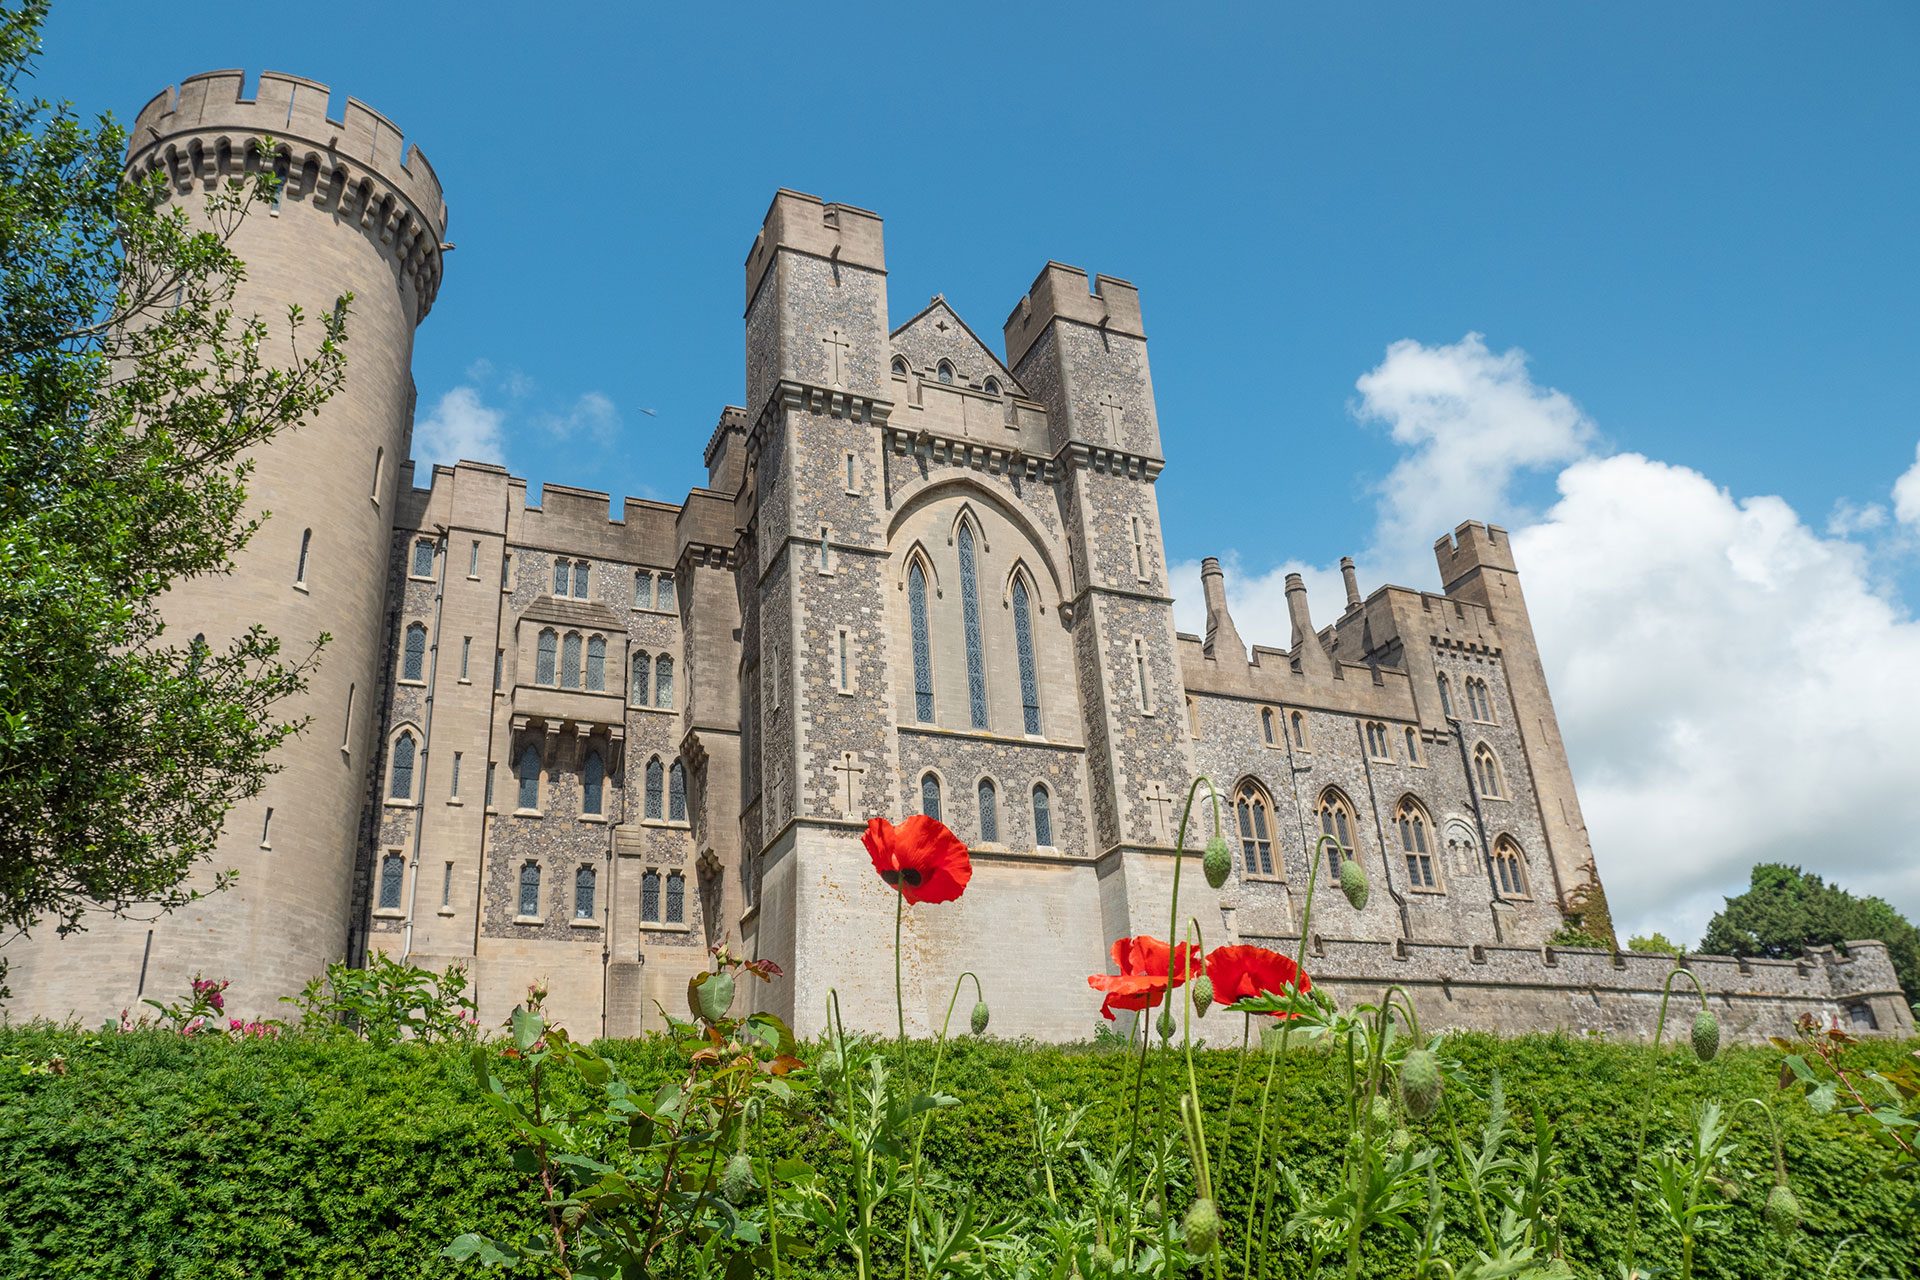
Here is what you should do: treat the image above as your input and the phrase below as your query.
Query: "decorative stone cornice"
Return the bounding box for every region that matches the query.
[882,425,1062,484]
[1064,440,1166,481]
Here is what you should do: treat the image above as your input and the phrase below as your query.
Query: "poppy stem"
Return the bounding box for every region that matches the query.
[894,891,905,1044]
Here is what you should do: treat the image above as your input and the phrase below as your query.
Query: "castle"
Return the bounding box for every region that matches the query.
[8,72,1910,1042]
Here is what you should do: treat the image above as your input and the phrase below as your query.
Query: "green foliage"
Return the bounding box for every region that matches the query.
[1545,926,1610,950]
[282,954,479,1045]
[1627,933,1682,956]
[1701,863,1920,1004]
[4,1025,1917,1279]
[0,1,349,995]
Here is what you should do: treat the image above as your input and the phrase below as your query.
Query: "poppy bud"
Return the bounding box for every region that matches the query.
[1339,858,1370,910]
[1389,1126,1412,1153]
[1143,1195,1163,1223]
[1400,1048,1443,1120]
[1368,1095,1392,1131]
[1763,1183,1801,1240]
[1089,1243,1116,1273]
[1691,1008,1720,1063]
[1156,1008,1176,1043]
[721,1151,756,1205]
[970,1000,990,1036]
[1190,975,1214,1018]
[817,1049,843,1085]
[1183,1198,1223,1255]
[1203,836,1232,889]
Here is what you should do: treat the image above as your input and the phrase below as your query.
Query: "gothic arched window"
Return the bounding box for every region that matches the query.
[1032,783,1053,847]
[891,356,908,377]
[536,628,557,686]
[1290,709,1309,750]
[1405,727,1420,764]
[1493,836,1530,898]
[516,746,541,811]
[585,635,606,691]
[645,756,664,820]
[1467,676,1494,722]
[957,522,988,728]
[668,759,687,821]
[574,865,597,919]
[402,623,427,682]
[1396,797,1437,890]
[631,651,650,704]
[1235,780,1276,878]
[908,560,934,722]
[641,869,661,921]
[572,560,589,599]
[1012,575,1041,735]
[921,772,942,822]
[1473,743,1503,798]
[1317,789,1358,877]
[666,871,686,923]
[518,862,542,918]
[655,655,674,709]
[984,376,1001,396]
[1365,721,1392,760]
[560,632,583,688]
[635,569,653,607]
[553,558,570,595]
[657,574,675,608]
[977,777,999,843]
[582,750,605,816]
[389,731,415,800]
[1437,673,1454,718]
[378,852,404,910]
[1261,707,1276,746]
[936,359,954,384]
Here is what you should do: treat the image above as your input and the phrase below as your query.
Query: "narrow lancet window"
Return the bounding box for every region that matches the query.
[1013,576,1040,735]
[1032,784,1052,847]
[977,778,999,843]
[958,523,988,728]
[908,561,934,722]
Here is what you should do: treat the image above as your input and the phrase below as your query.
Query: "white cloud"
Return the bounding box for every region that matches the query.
[412,385,506,469]
[1826,498,1888,537]
[1894,441,1920,528]
[539,391,622,444]
[1180,336,1920,946]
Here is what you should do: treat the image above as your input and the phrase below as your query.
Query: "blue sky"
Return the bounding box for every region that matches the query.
[34,4,1920,940]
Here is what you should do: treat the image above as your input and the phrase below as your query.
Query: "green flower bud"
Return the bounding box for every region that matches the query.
[1339,858,1370,910]
[1691,1008,1721,1063]
[721,1151,756,1205]
[1089,1243,1117,1273]
[1368,1095,1392,1131]
[1203,836,1232,889]
[1763,1183,1801,1240]
[1182,1197,1223,1255]
[1143,1195,1163,1223]
[1190,975,1214,1018]
[1389,1126,1413,1153]
[1400,1048,1444,1120]
[1156,1007,1176,1043]
[817,1048,843,1085]
[970,999,990,1036]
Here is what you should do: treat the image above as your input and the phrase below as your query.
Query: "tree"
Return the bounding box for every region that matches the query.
[1627,932,1682,956]
[0,1,347,996]
[1699,864,1920,1007]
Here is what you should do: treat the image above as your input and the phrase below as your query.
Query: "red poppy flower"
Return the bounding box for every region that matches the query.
[1087,935,1205,1021]
[863,815,972,905]
[1204,945,1312,1017]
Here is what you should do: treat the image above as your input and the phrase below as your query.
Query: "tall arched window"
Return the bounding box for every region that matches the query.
[666,871,686,923]
[1365,722,1391,760]
[411,538,435,578]
[1290,710,1309,750]
[957,522,988,728]
[295,528,311,584]
[1437,673,1454,717]
[645,757,664,820]
[515,746,541,811]
[657,574,675,608]
[573,560,589,598]
[518,862,542,918]
[1012,576,1041,735]
[378,852,404,910]
[655,655,674,709]
[536,628,557,686]
[560,632,582,688]
[1467,677,1494,722]
[1492,836,1530,898]
[582,751,605,816]
[553,558,570,595]
[977,778,999,843]
[1261,707,1276,746]
[1032,784,1053,847]
[936,359,954,384]
[1235,780,1276,878]
[1395,797,1437,890]
[631,652,650,704]
[389,731,415,800]
[1473,744,1503,798]
[921,772,942,822]
[641,869,661,921]
[635,569,653,607]
[585,635,606,691]
[402,623,427,681]
[908,560,934,722]
[1317,789,1358,877]
[668,760,687,821]
[1405,727,1420,764]
[574,866,597,918]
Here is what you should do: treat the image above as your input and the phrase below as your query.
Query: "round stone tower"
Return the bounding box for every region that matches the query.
[7,71,448,1022]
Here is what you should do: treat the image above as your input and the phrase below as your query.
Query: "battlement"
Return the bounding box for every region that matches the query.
[1003,262,1146,369]
[130,70,447,236]
[1434,520,1518,591]
[744,189,886,310]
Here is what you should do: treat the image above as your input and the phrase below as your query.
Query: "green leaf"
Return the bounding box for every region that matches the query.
[511,1005,544,1052]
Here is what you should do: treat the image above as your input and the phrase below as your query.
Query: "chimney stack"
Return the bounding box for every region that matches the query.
[1200,556,1247,665]
[1286,572,1335,678]
[1340,556,1362,611]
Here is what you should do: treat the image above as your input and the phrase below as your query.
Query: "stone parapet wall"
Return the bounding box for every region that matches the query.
[1237,934,1915,1042]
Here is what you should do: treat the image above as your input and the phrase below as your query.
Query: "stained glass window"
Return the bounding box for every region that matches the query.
[958,523,988,728]
[632,652,650,703]
[666,871,685,923]
[389,731,415,799]
[1013,577,1040,735]
[921,772,942,822]
[582,751,604,815]
[518,862,542,917]
[403,623,427,681]
[1032,784,1052,847]
[378,853,404,909]
[572,561,589,599]
[561,633,582,688]
[412,538,435,577]
[1318,791,1356,876]
[645,758,664,820]
[1236,782,1274,876]
[635,569,653,607]
[516,746,541,810]
[657,574,675,608]
[655,656,674,709]
[574,866,596,918]
[978,778,998,843]
[669,760,687,821]
[536,629,557,686]
[642,869,661,921]
[553,558,570,594]
[909,561,933,722]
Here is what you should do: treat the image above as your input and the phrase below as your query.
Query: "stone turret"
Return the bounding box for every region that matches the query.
[1200,557,1247,665]
[1286,573,1335,678]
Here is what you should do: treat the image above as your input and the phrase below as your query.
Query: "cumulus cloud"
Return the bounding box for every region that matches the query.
[412,385,506,469]
[1177,335,1920,946]
[538,391,622,444]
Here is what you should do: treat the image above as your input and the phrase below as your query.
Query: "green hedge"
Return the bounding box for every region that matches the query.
[1,1025,1914,1278]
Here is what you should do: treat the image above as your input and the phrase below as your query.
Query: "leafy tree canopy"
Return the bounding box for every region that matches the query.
[1626,932,1683,955]
[1699,863,1920,1005]
[0,1,347,995]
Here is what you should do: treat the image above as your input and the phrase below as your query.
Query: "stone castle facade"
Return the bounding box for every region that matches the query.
[8,72,1910,1042]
